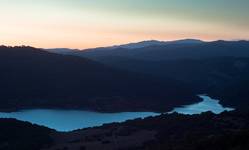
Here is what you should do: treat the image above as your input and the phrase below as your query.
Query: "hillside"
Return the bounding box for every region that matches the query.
[68,41,249,110]
[0,119,53,150]
[0,46,197,112]
[45,111,249,150]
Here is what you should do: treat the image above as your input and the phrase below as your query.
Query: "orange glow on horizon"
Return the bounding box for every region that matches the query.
[0,0,249,49]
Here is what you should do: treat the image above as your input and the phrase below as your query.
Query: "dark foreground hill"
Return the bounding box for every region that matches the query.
[45,111,249,150]
[0,46,197,112]
[0,119,53,150]
[1,111,249,150]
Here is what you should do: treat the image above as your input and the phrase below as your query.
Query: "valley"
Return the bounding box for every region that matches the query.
[0,40,249,150]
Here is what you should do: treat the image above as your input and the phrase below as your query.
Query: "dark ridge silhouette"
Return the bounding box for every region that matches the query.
[44,39,204,56]
[0,46,197,112]
[0,118,53,150]
[74,40,249,61]
[102,39,204,49]
[45,48,79,55]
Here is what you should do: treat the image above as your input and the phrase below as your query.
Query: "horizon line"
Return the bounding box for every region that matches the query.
[1,38,249,50]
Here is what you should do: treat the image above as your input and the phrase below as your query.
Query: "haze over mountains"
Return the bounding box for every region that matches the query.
[46,39,249,61]
[93,39,204,50]
[45,39,204,55]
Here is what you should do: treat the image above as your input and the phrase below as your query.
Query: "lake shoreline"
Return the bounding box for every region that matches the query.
[0,95,234,132]
[0,96,200,113]
[0,97,202,114]
[0,95,234,114]
[0,106,165,114]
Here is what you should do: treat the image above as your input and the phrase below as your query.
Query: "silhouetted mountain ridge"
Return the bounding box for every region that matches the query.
[60,40,249,110]
[44,39,204,56]
[107,39,204,49]
[45,48,79,54]
[77,40,249,61]
[0,118,53,150]
[0,45,197,112]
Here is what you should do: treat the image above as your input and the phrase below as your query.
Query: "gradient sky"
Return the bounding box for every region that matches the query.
[0,0,249,49]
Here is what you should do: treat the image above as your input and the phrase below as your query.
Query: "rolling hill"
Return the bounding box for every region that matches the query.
[58,40,249,110]
[0,46,197,112]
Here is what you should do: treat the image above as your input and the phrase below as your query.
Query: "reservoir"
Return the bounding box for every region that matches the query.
[170,95,234,115]
[0,95,234,131]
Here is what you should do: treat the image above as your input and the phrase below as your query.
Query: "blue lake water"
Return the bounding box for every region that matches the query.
[0,110,158,131]
[170,95,234,115]
[0,95,234,131]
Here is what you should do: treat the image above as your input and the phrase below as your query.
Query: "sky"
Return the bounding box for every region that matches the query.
[0,0,249,49]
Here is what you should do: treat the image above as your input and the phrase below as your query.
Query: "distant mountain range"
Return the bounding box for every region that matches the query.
[101,39,204,49]
[45,48,78,55]
[77,40,249,61]
[45,39,204,54]
[46,39,249,110]
[46,39,249,61]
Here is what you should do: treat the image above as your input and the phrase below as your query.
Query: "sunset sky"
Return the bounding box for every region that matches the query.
[0,0,249,49]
